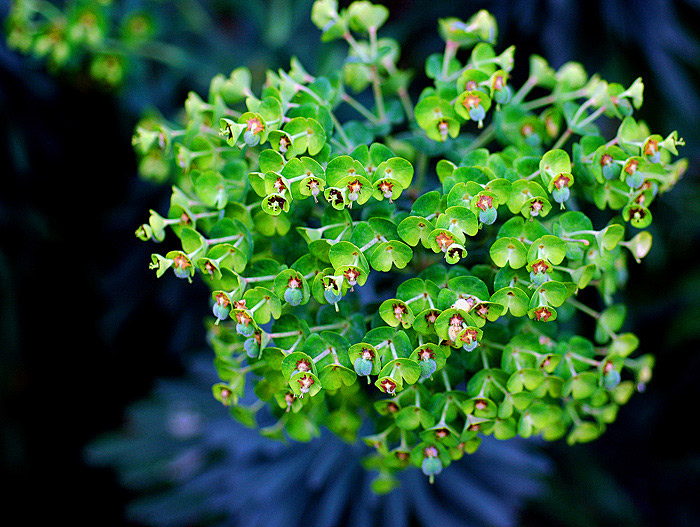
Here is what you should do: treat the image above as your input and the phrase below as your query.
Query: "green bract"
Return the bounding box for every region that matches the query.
[133,1,684,492]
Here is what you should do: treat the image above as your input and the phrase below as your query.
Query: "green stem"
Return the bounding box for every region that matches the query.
[341,91,380,124]
[244,273,278,283]
[480,348,490,370]
[481,339,506,350]
[240,361,267,374]
[571,97,595,125]
[389,342,399,360]
[465,122,496,153]
[205,233,243,246]
[511,75,538,106]
[566,404,583,426]
[359,237,381,253]
[330,113,354,151]
[442,370,452,392]
[312,348,331,363]
[576,106,606,129]
[343,31,369,62]
[552,127,573,150]
[411,152,429,195]
[368,26,387,122]
[568,352,601,367]
[566,297,600,320]
[441,40,458,80]
[521,86,589,111]
[309,321,350,333]
[381,57,414,121]
[560,236,590,246]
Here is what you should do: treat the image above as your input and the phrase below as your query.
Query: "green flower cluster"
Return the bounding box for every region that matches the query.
[4,0,172,87]
[133,0,684,491]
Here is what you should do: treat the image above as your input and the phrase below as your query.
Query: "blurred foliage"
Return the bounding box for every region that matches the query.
[86,355,551,527]
[1,0,699,526]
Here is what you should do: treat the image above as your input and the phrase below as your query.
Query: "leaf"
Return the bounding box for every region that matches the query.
[397,216,435,247]
[563,372,599,399]
[595,304,626,343]
[539,149,572,178]
[395,406,436,430]
[435,206,479,237]
[193,170,228,209]
[597,223,625,252]
[527,235,567,265]
[490,237,528,268]
[328,241,370,275]
[318,363,357,391]
[369,240,413,271]
[379,358,422,386]
[375,157,414,189]
[379,298,415,328]
[490,287,529,317]
[530,281,572,308]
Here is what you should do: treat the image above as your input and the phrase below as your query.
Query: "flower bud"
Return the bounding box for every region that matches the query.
[529,259,551,286]
[172,254,193,280]
[419,359,437,379]
[479,206,497,225]
[493,84,512,104]
[421,446,443,483]
[324,288,342,304]
[551,186,570,204]
[244,336,260,358]
[603,368,621,389]
[354,357,373,377]
[284,287,303,306]
[236,322,255,337]
[623,158,644,189]
[212,293,231,322]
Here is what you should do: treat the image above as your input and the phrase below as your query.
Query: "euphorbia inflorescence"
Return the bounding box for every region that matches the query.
[133,0,685,492]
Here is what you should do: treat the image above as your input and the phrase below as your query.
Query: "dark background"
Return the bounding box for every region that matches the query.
[1,0,699,525]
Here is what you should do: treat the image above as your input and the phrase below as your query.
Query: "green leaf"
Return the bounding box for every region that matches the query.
[411,190,442,217]
[325,155,366,187]
[435,206,479,237]
[490,237,527,268]
[562,372,598,399]
[328,241,370,275]
[539,149,572,178]
[318,363,357,391]
[379,358,422,385]
[242,286,283,325]
[530,281,572,308]
[414,96,460,142]
[396,277,441,313]
[527,235,567,265]
[597,223,625,252]
[595,304,626,343]
[273,270,311,306]
[253,210,291,236]
[369,240,413,271]
[438,11,497,47]
[285,412,320,441]
[397,216,435,248]
[567,421,601,444]
[395,405,436,430]
[349,342,382,376]
[379,299,415,328]
[507,369,546,393]
[374,157,413,189]
[490,287,529,317]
